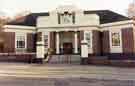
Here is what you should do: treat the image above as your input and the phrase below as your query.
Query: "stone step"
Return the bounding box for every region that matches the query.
[49,55,81,64]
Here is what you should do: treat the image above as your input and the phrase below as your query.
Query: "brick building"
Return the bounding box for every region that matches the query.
[1,5,135,63]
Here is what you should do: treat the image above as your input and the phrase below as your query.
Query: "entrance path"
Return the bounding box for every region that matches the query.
[0,62,134,80]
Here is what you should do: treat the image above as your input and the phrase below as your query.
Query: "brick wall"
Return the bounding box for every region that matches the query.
[92,30,101,55]
[0,53,36,63]
[80,31,84,41]
[102,31,110,55]
[4,32,15,53]
[122,28,134,54]
[50,32,55,53]
[27,33,36,52]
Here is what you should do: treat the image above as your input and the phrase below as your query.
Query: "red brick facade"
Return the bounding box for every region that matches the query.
[122,28,134,54]
[1,29,135,55]
[102,31,110,55]
[27,33,36,52]
[50,32,55,53]
[1,28,135,63]
[92,30,101,55]
[4,32,15,53]
[0,53,36,63]
[80,31,84,41]
[48,29,135,56]
[0,32,36,53]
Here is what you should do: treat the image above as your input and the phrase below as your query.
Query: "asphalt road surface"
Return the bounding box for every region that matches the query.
[0,62,135,86]
[0,77,135,86]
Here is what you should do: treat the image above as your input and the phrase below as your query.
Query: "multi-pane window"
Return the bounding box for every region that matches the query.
[58,11,75,24]
[44,35,48,48]
[111,32,120,46]
[85,32,91,48]
[16,36,25,48]
[37,32,42,42]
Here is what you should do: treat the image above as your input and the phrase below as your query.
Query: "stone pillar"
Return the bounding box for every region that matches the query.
[81,40,88,65]
[36,41,44,58]
[36,32,44,63]
[74,31,78,54]
[56,32,60,54]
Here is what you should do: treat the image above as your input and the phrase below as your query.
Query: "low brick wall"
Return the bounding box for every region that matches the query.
[109,60,135,67]
[88,55,135,67]
[0,53,36,63]
[88,56,109,65]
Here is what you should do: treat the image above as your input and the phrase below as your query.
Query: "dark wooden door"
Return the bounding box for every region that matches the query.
[63,43,73,54]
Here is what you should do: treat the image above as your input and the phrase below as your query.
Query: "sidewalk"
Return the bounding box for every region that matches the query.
[0,62,135,80]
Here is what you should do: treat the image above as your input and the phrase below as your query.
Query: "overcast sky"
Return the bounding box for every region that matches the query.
[0,0,133,17]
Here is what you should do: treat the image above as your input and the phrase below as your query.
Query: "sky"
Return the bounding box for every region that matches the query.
[0,0,133,17]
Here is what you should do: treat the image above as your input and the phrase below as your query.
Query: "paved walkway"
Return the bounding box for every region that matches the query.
[0,62,135,81]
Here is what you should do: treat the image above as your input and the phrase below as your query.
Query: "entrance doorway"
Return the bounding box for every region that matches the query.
[63,42,73,54]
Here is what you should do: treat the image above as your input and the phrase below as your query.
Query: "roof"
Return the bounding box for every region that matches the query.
[84,10,130,24]
[8,12,49,26]
[7,10,130,26]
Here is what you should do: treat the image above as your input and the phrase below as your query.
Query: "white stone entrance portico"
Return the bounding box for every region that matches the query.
[36,5,98,55]
[55,31,78,54]
[39,29,80,54]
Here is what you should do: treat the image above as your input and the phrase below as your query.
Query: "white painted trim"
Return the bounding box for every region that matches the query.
[101,20,133,28]
[74,31,78,53]
[43,32,50,53]
[37,26,99,32]
[4,25,36,34]
[15,32,27,52]
[4,25,36,30]
[37,25,99,29]
[48,32,50,49]
[4,28,36,33]
[37,20,134,32]
[56,32,60,54]
[37,20,133,30]
[109,30,123,53]
[101,24,133,31]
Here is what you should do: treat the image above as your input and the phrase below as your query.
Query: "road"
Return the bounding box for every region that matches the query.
[0,77,135,86]
[0,62,134,86]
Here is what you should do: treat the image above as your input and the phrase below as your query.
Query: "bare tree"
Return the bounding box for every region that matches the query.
[127,2,135,18]
[13,10,30,19]
[0,19,6,30]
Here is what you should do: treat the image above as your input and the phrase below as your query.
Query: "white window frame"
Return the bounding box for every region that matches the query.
[109,30,122,53]
[44,34,49,48]
[84,31,93,53]
[43,32,50,53]
[15,33,27,52]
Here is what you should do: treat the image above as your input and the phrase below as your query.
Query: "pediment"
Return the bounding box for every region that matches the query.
[54,5,81,13]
